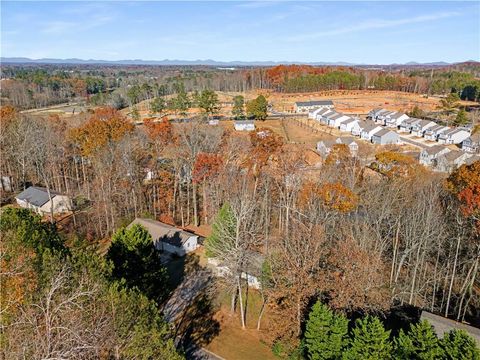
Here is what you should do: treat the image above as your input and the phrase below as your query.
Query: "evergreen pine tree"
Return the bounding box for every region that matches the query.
[394,320,443,359]
[305,301,348,360]
[343,315,392,360]
[441,329,480,360]
[205,202,236,258]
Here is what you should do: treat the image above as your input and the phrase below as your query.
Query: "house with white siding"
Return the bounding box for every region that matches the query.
[314,108,335,122]
[438,128,471,144]
[15,186,72,215]
[375,110,397,126]
[234,120,255,131]
[385,112,409,128]
[436,151,472,172]
[360,123,383,141]
[340,117,360,132]
[399,118,422,133]
[351,120,369,137]
[462,133,480,153]
[419,145,451,167]
[295,100,334,113]
[371,129,400,145]
[317,110,337,124]
[328,113,351,128]
[411,120,437,137]
[368,108,391,123]
[424,125,450,141]
[129,218,199,256]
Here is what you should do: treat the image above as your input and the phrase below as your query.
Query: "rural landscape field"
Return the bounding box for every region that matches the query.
[1,1,480,359]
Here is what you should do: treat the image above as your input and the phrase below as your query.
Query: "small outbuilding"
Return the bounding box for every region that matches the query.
[234,120,255,131]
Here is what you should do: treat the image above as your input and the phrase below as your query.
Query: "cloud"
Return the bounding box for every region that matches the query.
[286,11,461,41]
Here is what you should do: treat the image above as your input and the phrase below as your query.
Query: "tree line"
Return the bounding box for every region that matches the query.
[2,63,479,109]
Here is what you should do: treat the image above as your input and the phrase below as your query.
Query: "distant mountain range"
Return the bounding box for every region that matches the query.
[0,57,477,67]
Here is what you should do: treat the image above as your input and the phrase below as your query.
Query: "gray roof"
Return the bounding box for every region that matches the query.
[296,100,333,107]
[330,113,346,120]
[442,151,467,163]
[234,120,254,125]
[316,108,334,116]
[15,186,60,207]
[420,311,480,344]
[465,155,480,165]
[337,137,357,146]
[341,117,358,125]
[424,145,449,156]
[389,112,407,120]
[130,218,196,247]
[373,129,396,137]
[362,123,382,132]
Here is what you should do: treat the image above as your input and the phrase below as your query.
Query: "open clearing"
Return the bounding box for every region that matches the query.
[123,89,479,120]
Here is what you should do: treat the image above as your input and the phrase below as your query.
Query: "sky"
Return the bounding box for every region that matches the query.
[2,1,479,64]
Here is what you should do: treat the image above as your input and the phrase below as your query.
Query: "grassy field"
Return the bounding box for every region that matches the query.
[206,287,277,360]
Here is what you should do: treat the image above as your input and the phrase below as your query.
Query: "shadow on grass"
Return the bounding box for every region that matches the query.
[163,253,221,357]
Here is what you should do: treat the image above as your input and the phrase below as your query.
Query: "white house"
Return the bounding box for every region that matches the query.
[129,218,199,256]
[419,145,451,167]
[385,112,409,128]
[15,186,72,215]
[424,125,450,141]
[313,108,335,122]
[411,120,437,137]
[361,123,384,141]
[438,128,471,145]
[234,120,255,131]
[339,117,359,132]
[295,100,334,113]
[371,129,400,145]
[399,118,422,133]
[436,151,472,172]
[318,110,338,125]
[368,108,391,123]
[462,133,480,153]
[375,110,397,126]
[351,120,369,137]
[328,113,351,128]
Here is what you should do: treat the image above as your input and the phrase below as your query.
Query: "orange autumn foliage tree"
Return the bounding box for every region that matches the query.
[373,151,422,178]
[69,107,134,156]
[325,144,351,166]
[144,117,174,146]
[299,181,358,213]
[192,152,223,184]
[247,129,284,176]
[445,160,480,225]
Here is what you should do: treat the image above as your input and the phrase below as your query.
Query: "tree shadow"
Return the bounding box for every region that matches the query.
[163,253,221,357]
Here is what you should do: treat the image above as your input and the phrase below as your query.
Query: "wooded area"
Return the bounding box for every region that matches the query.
[2,63,480,109]
[1,95,479,357]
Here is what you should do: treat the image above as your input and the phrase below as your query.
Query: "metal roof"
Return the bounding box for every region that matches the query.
[15,186,60,207]
[295,100,333,107]
[130,218,196,248]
